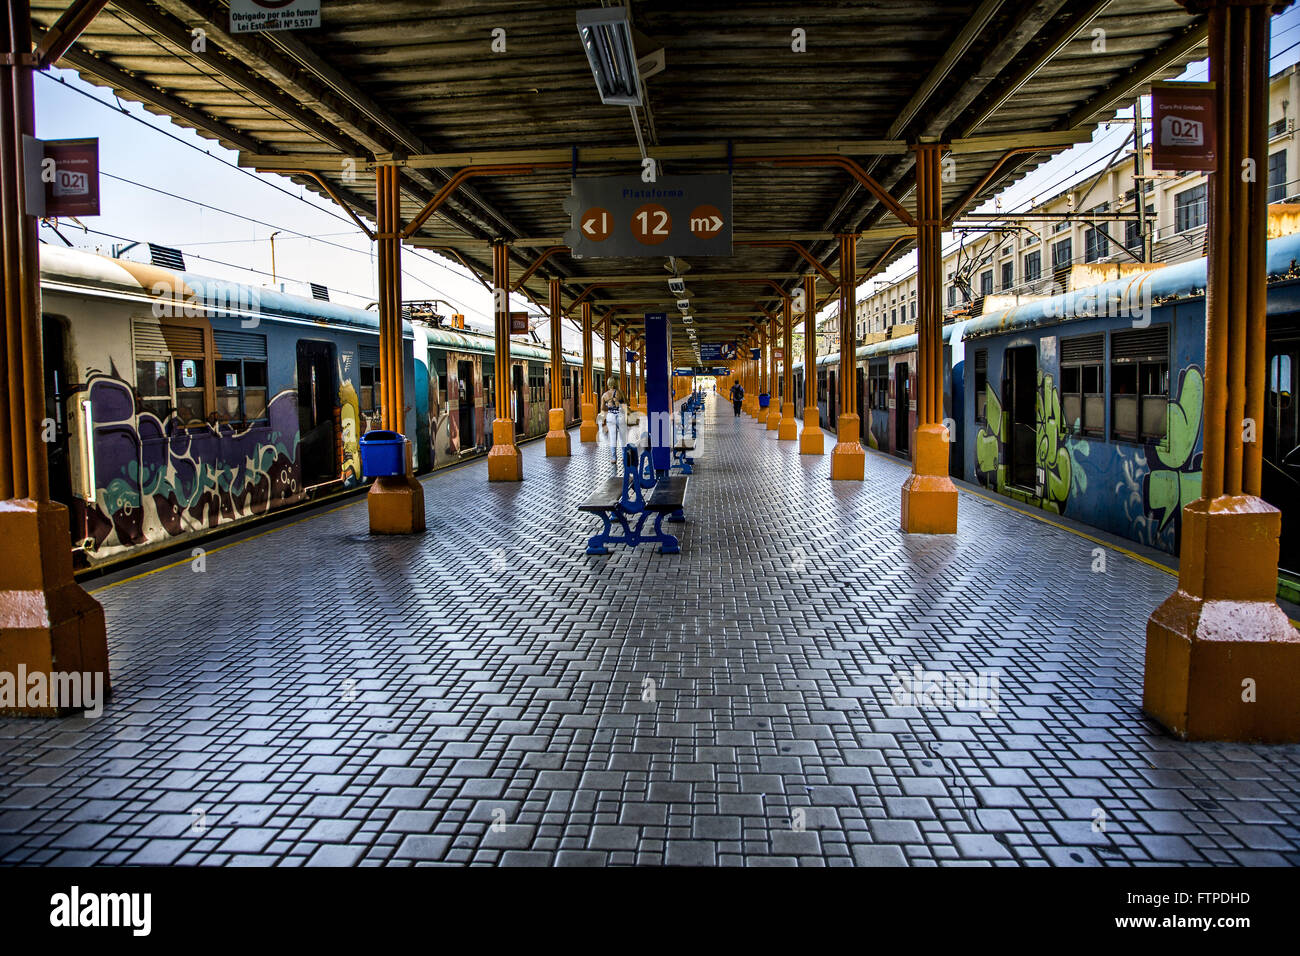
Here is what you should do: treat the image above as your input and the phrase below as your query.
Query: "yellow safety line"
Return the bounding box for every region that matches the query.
[87,447,492,594]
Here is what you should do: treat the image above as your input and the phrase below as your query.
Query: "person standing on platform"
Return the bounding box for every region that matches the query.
[601,382,625,464]
[729,380,744,417]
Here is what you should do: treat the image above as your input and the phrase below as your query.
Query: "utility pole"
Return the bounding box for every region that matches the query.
[1133,97,1152,263]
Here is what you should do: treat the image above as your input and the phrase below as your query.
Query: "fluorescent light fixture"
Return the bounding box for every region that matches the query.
[577,7,642,106]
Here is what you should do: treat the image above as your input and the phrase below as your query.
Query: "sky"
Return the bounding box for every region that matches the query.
[35,7,1300,345]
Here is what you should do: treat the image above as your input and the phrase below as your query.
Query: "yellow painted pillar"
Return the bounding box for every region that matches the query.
[778,294,797,440]
[799,275,824,454]
[579,301,598,443]
[603,313,613,397]
[1145,0,1300,742]
[0,0,110,714]
[368,164,428,529]
[900,144,958,531]
[635,338,647,414]
[766,315,781,431]
[618,325,627,397]
[754,325,768,420]
[488,241,523,481]
[544,277,570,457]
[829,233,865,479]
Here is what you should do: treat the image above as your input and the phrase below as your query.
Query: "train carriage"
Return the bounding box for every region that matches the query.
[39,245,600,572]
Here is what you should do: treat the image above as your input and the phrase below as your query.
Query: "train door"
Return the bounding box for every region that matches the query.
[1006,345,1038,490]
[895,362,910,455]
[571,369,581,419]
[457,359,475,449]
[296,340,337,485]
[512,362,526,434]
[1265,337,1299,575]
[828,370,838,427]
[42,316,73,506]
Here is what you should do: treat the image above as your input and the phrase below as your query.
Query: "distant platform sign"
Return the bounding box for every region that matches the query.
[564,175,732,258]
[230,0,321,33]
[699,343,735,361]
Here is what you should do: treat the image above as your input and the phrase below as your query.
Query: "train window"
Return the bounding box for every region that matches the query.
[1061,334,1104,437]
[216,360,242,422]
[244,362,268,420]
[974,350,988,422]
[1111,326,1170,444]
[438,374,448,397]
[136,359,172,420]
[869,363,888,411]
[173,358,206,426]
[358,364,379,412]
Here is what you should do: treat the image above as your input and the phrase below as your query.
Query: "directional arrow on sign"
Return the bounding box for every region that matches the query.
[689,204,725,239]
[581,207,611,241]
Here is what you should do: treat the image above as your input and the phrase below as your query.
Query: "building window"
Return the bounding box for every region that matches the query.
[1174,183,1207,233]
[910,301,916,320]
[974,349,988,423]
[1084,226,1109,263]
[1060,333,1104,437]
[1053,219,1071,234]
[1052,238,1072,270]
[891,308,897,324]
[1000,261,1013,291]
[979,270,993,296]
[1124,206,1155,251]
[1111,326,1170,444]
[1024,250,1041,283]
[1268,150,1287,204]
[947,285,956,307]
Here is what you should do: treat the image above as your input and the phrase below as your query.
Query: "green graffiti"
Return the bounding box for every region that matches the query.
[1145,366,1204,530]
[974,370,1088,514]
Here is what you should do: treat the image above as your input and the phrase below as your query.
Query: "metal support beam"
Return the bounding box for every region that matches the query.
[829,234,864,479]
[580,301,597,443]
[488,242,522,481]
[799,275,824,454]
[33,0,108,69]
[544,277,570,457]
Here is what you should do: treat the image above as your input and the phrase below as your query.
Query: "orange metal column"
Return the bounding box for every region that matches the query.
[778,294,797,440]
[618,326,627,397]
[367,164,426,532]
[766,315,781,430]
[579,301,598,443]
[900,143,958,532]
[752,326,766,420]
[603,313,613,397]
[544,277,570,457]
[0,0,109,714]
[488,241,523,480]
[1144,0,1300,742]
[799,275,824,454]
[830,233,864,479]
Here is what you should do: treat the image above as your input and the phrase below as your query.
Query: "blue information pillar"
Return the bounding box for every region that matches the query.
[644,312,672,473]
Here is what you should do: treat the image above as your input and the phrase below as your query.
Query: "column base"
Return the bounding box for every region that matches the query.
[900,424,958,533]
[799,406,824,455]
[367,474,426,534]
[778,402,797,441]
[545,408,571,457]
[487,418,523,481]
[829,414,865,479]
[0,499,110,716]
[579,400,598,443]
[1144,495,1300,742]
[766,408,781,431]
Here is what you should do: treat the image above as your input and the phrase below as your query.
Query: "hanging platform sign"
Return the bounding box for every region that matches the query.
[509,312,530,335]
[699,343,735,361]
[39,138,100,217]
[1150,81,1217,171]
[230,0,321,33]
[564,174,733,258]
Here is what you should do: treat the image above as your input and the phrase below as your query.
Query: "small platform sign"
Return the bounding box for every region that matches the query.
[564,174,732,258]
[773,348,784,360]
[230,0,320,33]
[509,312,530,335]
[699,343,735,361]
[40,138,100,217]
[1151,81,1216,171]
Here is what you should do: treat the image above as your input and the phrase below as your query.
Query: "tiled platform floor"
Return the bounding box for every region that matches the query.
[2,396,1298,867]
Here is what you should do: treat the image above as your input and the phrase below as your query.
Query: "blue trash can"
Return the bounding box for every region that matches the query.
[758,393,770,408]
[360,430,406,478]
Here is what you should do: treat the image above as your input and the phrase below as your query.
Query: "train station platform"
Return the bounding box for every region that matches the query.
[1,396,1298,868]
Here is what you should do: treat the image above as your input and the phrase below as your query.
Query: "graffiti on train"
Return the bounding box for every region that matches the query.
[973,364,1205,552]
[71,373,305,557]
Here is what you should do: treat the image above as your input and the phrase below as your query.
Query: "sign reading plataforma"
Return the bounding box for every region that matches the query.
[230,0,321,33]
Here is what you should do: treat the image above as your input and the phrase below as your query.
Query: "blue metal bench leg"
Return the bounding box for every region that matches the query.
[652,511,680,554]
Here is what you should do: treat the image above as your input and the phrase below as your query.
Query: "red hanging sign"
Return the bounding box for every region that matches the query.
[42,138,100,217]
[509,312,530,335]
[1150,81,1217,172]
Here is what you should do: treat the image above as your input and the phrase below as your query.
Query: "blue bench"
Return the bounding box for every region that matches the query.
[579,443,688,555]
[672,402,698,475]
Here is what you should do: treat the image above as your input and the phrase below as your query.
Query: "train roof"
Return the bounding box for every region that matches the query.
[961,230,1300,341]
[39,244,592,366]
[792,321,964,372]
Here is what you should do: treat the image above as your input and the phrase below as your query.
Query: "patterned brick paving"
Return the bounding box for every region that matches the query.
[1,396,1298,866]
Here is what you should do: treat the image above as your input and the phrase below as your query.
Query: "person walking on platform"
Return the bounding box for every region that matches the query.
[601,382,625,463]
[729,380,744,417]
